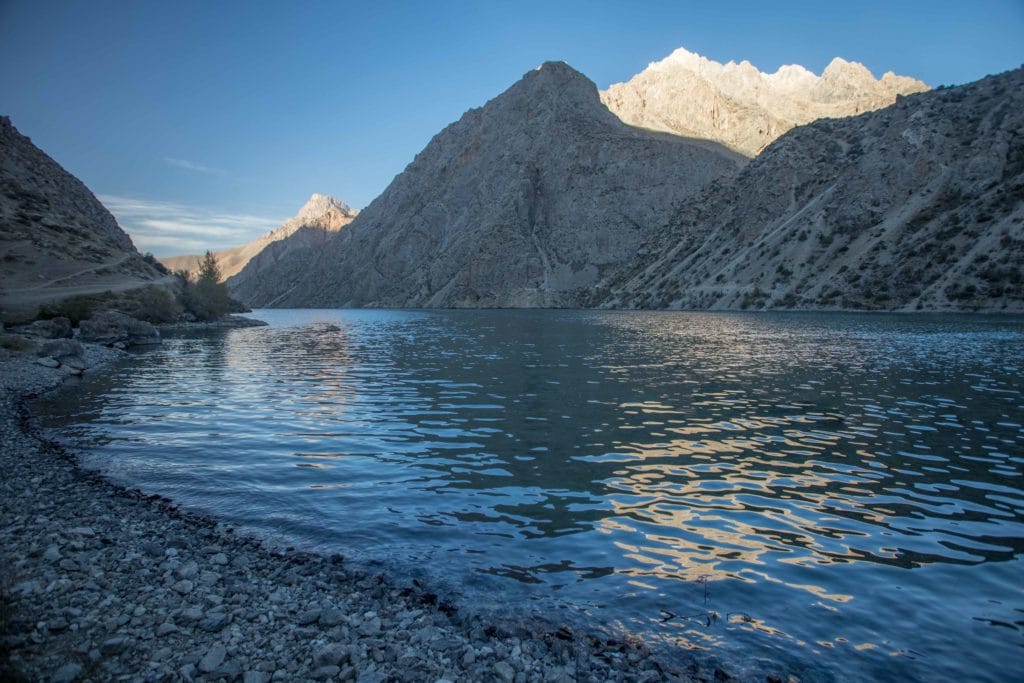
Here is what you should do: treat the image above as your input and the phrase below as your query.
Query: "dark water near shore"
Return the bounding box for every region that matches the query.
[38,310,1024,681]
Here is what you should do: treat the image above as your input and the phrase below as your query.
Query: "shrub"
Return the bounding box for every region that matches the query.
[142,252,170,275]
[37,293,110,325]
[116,285,182,324]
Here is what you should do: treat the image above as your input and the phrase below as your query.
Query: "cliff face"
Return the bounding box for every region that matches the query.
[233,62,743,309]
[0,117,169,320]
[601,48,929,157]
[602,68,1024,313]
[161,194,356,281]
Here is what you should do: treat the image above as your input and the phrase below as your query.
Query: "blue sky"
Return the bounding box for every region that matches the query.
[1,0,1022,256]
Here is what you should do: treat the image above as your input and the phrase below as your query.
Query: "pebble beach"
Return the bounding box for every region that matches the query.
[0,340,735,683]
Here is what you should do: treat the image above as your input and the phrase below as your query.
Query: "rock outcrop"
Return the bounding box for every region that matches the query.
[0,117,171,320]
[602,68,1024,312]
[601,47,929,156]
[79,310,161,347]
[223,195,357,305]
[161,194,356,281]
[233,62,743,309]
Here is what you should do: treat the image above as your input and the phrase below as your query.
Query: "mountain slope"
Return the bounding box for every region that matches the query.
[0,117,170,320]
[160,193,356,281]
[235,62,743,309]
[601,47,928,156]
[602,68,1024,312]
[224,194,356,304]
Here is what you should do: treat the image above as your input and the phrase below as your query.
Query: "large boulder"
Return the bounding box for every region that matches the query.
[79,310,161,347]
[23,317,74,339]
[36,338,86,374]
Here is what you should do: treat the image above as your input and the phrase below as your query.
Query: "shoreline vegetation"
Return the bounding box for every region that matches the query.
[0,326,774,683]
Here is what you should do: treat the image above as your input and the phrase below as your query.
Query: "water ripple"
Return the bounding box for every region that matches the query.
[38,310,1024,682]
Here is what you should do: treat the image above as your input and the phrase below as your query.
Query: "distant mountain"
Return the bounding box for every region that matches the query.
[0,116,170,321]
[601,47,928,156]
[231,62,743,309]
[161,193,356,281]
[224,194,357,305]
[602,68,1024,312]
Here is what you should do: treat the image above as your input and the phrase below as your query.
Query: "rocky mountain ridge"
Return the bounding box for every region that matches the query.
[602,67,1024,312]
[601,47,929,156]
[0,117,170,321]
[161,193,356,281]
[230,62,743,308]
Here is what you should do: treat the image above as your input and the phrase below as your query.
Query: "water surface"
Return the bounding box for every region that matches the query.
[39,310,1024,681]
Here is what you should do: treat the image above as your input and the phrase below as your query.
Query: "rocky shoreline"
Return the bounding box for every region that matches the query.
[0,339,750,683]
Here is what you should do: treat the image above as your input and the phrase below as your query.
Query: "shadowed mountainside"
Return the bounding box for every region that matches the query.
[601,68,1024,312]
[229,62,744,309]
[0,117,171,321]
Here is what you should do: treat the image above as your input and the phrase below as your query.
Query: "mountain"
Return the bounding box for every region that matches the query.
[230,62,743,309]
[223,194,357,304]
[0,116,170,321]
[160,193,356,280]
[601,47,929,156]
[602,68,1024,312]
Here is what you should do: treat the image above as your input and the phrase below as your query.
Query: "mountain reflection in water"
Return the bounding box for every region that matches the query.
[38,310,1024,682]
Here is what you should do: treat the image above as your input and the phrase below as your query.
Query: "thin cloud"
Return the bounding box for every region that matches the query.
[100,194,287,256]
[162,157,227,176]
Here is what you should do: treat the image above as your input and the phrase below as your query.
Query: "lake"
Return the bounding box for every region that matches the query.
[37,309,1024,681]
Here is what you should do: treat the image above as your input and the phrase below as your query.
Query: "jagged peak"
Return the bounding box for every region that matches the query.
[295,193,356,221]
[821,56,875,82]
[498,60,603,114]
[521,60,596,91]
[636,47,924,89]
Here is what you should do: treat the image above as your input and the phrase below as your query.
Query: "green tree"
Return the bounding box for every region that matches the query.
[180,251,231,320]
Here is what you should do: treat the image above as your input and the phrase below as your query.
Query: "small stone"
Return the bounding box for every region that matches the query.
[356,672,387,683]
[99,636,128,656]
[43,545,61,562]
[174,561,199,580]
[199,612,229,632]
[51,662,83,683]
[157,622,177,636]
[69,527,96,537]
[243,672,272,683]
[211,552,229,565]
[313,644,349,667]
[217,660,242,679]
[358,616,382,636]
[296,608,322,626]
[199,644,226,673]
[179,607,203,622]
[171,579,193,594]
[319,608,346,626]
[35,357,60,368]
[494,661,515,683]
[313,665,340,680]
[140,542,163,558]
